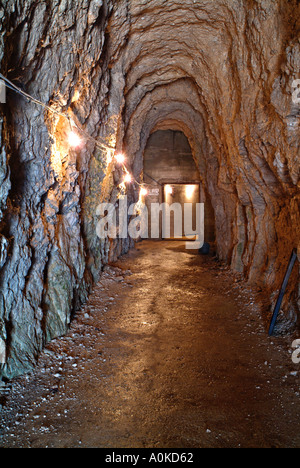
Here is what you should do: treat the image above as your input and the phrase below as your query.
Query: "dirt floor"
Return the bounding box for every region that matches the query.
[0,240,299,448]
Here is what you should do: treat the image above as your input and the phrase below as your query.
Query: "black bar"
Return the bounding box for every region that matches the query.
[268,249,298,336]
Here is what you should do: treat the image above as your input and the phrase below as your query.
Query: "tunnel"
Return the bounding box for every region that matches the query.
[142,129,216,242]
[0,0,299,449]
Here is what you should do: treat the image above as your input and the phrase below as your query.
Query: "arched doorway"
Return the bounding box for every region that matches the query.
[143,129,216,245]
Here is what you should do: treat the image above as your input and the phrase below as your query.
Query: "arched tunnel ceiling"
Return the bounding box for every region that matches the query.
[112,1,285,125]
[108,0,298,192]
[0,0,299,380]
[123,78,207,176]
[105,0,299,285]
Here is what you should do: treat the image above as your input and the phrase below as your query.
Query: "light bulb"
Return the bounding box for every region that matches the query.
[124,173,132,184]
[186,185,196,200]
[165,185,173,195]
[115,153,126,164]
[68,131,82,148]
[140,187,148,196]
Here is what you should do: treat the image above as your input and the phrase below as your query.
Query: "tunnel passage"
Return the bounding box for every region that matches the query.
[0,0,299,379]
[143,129,216,243]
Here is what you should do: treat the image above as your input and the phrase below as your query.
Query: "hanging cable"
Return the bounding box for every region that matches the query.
[0,73,151,196]
[0,73,114,151]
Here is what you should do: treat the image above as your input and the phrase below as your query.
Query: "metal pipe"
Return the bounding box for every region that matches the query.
[268,249,298,336]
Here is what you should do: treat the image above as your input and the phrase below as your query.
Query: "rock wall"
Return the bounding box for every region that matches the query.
[0,0,118,379]
[116,0,300,324]
[0,0,299,379]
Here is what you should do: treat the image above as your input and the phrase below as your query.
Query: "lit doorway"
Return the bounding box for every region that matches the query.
[163,184,200,240]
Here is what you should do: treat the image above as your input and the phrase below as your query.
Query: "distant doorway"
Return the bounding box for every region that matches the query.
[143,130,215,244]
[163,183,200,240]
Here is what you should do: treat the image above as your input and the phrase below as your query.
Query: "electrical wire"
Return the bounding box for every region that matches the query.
[143,171,162,187]
[0,73,64,116]
[0,73,114,151]
[0,73,151,195]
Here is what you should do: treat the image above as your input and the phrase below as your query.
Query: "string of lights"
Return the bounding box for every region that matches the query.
[0,72,113,151]
[0,73,150,197]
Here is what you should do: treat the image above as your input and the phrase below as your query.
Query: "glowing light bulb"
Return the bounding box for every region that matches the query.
[124,173,132,184]
[166,185,173,195]
[115,153,126,164]
[140,187,148,196]
[186,185,196,200]
[68,131,82,148]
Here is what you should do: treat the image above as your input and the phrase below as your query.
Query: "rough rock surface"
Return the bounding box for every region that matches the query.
[0,0,299,379]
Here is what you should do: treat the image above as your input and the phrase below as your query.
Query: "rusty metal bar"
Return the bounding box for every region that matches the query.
[268,249,298,336]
